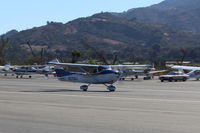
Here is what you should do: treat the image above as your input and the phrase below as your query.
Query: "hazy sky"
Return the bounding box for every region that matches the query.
[0,0,164,34]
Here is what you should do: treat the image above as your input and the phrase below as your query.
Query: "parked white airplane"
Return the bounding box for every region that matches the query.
[171,65,200,80]
[48,59,152,91]
[12,65,55,78]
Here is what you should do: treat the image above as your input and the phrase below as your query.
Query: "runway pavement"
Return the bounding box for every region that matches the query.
[0,75,200,133]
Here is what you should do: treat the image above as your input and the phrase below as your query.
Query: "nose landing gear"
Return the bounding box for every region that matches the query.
[80,84,90,91]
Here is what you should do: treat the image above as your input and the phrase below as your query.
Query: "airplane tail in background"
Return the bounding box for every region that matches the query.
[2,64,11,71]
[55,69,73,77]
[187,70,200,79]
[48,59,60,65]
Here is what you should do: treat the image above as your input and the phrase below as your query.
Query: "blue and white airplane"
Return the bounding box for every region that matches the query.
[171,65,200,80]
[48,59,152,91]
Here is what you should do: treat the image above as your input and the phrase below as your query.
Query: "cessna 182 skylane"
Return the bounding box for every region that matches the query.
[48,59,152,91]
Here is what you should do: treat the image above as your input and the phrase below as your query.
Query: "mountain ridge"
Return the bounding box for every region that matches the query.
[2,0,200,63]
[116,0,200,33]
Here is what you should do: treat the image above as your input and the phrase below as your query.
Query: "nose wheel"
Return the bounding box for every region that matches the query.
[80,85,89,91]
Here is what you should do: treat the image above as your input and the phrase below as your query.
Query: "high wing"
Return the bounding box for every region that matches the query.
[48,59,151,68]
[171,65,200,71]
[48,59,99,67]
[48,59,103,74]
[109,64,152,71]
[48,59,152,74]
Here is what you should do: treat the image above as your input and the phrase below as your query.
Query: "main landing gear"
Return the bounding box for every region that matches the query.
[16,75,23,78]
[80,84,116,92]
[15,75,32,78]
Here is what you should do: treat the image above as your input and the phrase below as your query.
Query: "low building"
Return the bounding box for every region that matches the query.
[165,61,192,66]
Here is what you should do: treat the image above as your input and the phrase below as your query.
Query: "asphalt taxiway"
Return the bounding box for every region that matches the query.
[0,76,200,133]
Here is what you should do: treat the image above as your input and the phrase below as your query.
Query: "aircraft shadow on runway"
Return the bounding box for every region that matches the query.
[20,89,129,93]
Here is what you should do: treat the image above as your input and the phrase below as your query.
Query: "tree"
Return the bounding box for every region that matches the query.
[26,41,46,64]
[71,50,81,63]
[80,39,109,65]
[180,48,188,64]
[0,37,9,65]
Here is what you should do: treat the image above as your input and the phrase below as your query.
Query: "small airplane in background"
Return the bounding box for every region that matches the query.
[12,65,55,78]
[171,65,200,80]
[48,59,152,91]
[0,64,55,78]
[0,64,15,76]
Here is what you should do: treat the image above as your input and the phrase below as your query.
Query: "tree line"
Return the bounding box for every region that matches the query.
[1,37,200,68]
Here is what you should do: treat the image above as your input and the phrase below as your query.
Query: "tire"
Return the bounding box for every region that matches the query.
[80,85,88,91]
[107,85,116,92]
[83,89,87,91]
[169,78,173,82]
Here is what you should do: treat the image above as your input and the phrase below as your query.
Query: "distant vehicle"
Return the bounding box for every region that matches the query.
[159,72,189,82]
